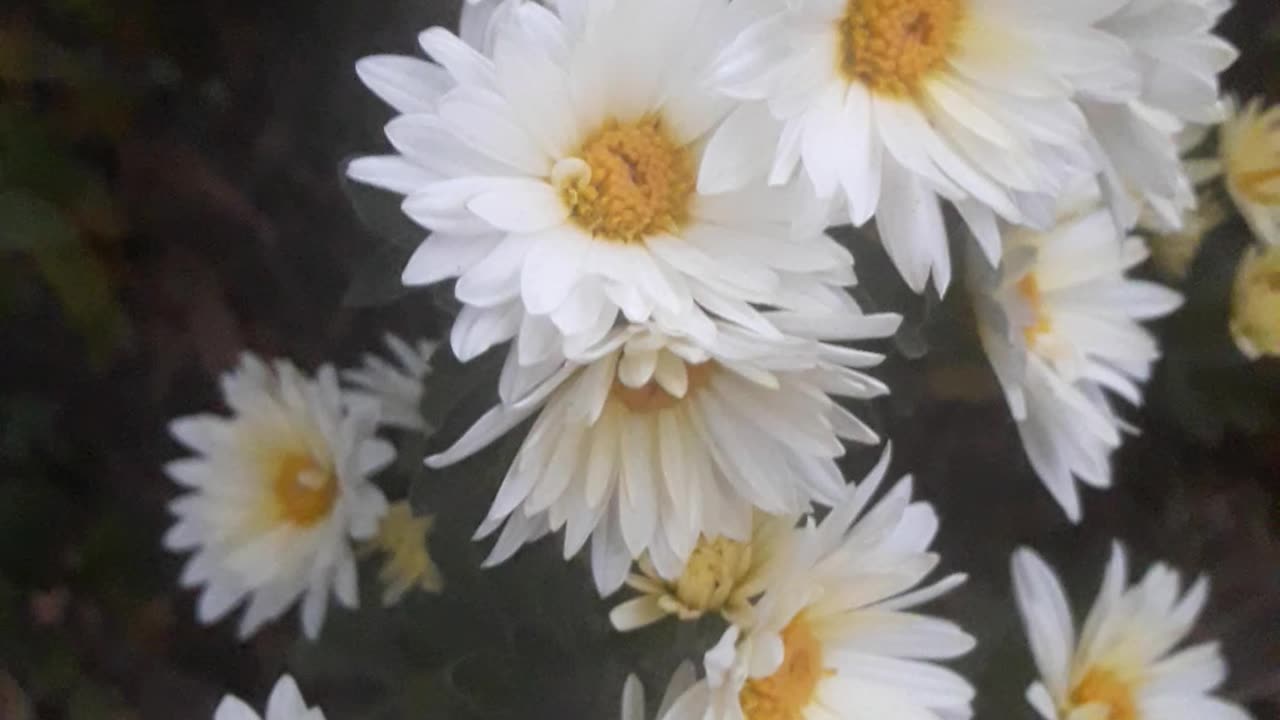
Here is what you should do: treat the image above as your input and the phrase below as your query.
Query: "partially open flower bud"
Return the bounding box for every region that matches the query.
[1231,244,1280,359]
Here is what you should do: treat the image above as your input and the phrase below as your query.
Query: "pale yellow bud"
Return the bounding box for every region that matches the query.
[1231,244,1280,360]
[364,501,444,606]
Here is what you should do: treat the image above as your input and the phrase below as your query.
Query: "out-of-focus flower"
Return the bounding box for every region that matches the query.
[164,354,392,639]
[426,306,899,595]
[215,676,325,720]
[1220,97,1280,246]
[1230,243,1280,360]
[973,183,1182,521]
[1012,545,1251,720]
[343,334,438,433]
[620,663,697,720]
[1146,193,1228,280]
[609,513,795,631]
[365,501,444,606]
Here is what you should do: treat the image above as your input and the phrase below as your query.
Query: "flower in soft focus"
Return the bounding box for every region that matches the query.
[1230,244,1280,360]
[704,0,1129,294]
[1219,97,1280,246]
[1145,193,1227,280]
[609,513,796,631]
[1082,0,1236,231]
[163,354,393,639]
[662,448,975,720]
[365,501,444,606]
[426,305,899,595]
[343,334,438,433]
[972,184,1182,521]
[351,0,856,368]
[621,663,697,720]
[215,676,325,720]
[1012,545,1251,720]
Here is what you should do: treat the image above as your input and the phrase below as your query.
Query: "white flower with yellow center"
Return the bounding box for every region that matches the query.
[364,500,444,606]
[1219,97,1280,246]
[610,513,797,631]
[1012,545,1251,720]
[661,449,975,720]
[621,663,697,720]
[426,306,900,594]
[703,0,1127,294]
[215,676,325,720]
[972,184,1182,521]
[164,354,393,639]
[351,0,856,367]
[343,334,438,433]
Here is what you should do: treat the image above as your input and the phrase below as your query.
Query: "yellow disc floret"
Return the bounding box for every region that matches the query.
[838,0,964,97]
[272,453,338,527]
[1068,667,1137,720]
[1230,244,1280,360]
[1016,273,1053,348]
[740,617,828,720]
[670,535,753,616]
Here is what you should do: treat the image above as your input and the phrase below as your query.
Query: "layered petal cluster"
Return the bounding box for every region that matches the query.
[660,450,976,720]
[215,676,326,720]
[343,334,439,432]
[164,354,393,639]
[972,185,1182,521]
[1012,545,1250,720]
[425,307,900,594]
[351,0,855,366]
[705,0,1126,293]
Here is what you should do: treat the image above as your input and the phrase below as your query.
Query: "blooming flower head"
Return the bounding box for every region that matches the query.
[1219,97,1280,246]
[972,184,1182,521]
[1012,544,1250,720]
[704,0,1127,294]
[609,513,797,631]
[343,334,438,432]
[1230,243,1280,360]
[426,304,900,595]
[351,0,856,366]
[164,354,393,639]
[621,663,697,720]
[662,449,975,720]
[215,676,325,720]
[364,500,444,606]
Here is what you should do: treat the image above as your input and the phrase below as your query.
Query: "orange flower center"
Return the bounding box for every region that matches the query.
[838,0,964,97]
[740,618,829,720]
[272,453,338,527]
[1016,273,1053,347]
[1068,667,1137,720]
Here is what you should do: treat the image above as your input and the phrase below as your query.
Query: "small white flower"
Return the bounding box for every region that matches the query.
[621,663,698,720]
[215,676,325,720]
[425,304,900,595]
[1218,97,1280,246]
[705,0,1127,294]
[972,184,1182,521]
[343,334,439,432]
[164,354,393,639]
[1012,544,1251,720]
[663,448,976,720]
[352,0,857,367]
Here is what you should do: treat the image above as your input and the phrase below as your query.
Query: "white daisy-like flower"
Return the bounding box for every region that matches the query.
[661,449,976,720]
[704,0,1128,294]
[1218,97,1280,246]
[215,676,325,720]
[621,663,698,720]
[425,305,900,595]
[350,0,858,367]
[343,334,438,432]
[609,512,797,631]
[972,184,1182,521]
[1012,544,1251,720]
[1081,0,1236,230]
[163,354,393,639]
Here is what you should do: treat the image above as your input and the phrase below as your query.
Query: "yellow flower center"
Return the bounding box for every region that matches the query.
[272,453,338,527]
[611,362,715,414]
[1068,667,1137,720]
[837,0,964,97]
[740,618,828,720]
[1016,273,1053,347]
[672,535,753,615]
[558,116,695,244]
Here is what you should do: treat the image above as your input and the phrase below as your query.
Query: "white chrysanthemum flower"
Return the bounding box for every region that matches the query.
[364,501,444,606]
[1012,545,1251,720]
[215,676,325,720]
[1218,97,1280,246]
[972,185,1182,521]
[426,305,900,595]
[661,449,975,720]
[343,334,438,432]
[351,0,858,366]
[621,663,698,720]
[609,513,796,631]
[704,0,1128,294]
[164,354,393,639]
[1082,0,1236,230]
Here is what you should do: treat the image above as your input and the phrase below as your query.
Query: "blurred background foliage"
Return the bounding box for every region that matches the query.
[0,1,1278,719]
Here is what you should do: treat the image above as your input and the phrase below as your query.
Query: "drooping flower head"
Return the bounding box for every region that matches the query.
[343,334,438,433]
[426,304,900,594]
[215,676,325,720]
[1230,243,1280,360]
[1219,97,1280,246]
[164,354,393,639]
[972,183,1182,521]
[1012,544,1251,720]
[705,0,1127,293]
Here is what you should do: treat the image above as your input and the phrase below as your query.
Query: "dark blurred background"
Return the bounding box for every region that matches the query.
[0,1,1277,719]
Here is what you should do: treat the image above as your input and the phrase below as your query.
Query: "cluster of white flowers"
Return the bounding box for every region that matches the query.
[160,0,1268,717]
